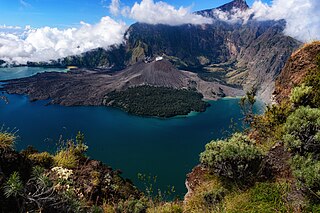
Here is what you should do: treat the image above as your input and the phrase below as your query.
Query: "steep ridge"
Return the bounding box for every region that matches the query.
[274,41,320,103]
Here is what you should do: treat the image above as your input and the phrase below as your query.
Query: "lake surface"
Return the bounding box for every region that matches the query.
[0,66,67,80]
[0,67,264,198]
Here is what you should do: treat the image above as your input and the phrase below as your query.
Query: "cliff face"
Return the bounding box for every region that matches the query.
[274,41,320,103]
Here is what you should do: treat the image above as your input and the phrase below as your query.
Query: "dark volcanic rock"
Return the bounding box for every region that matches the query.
[1,60,243,108]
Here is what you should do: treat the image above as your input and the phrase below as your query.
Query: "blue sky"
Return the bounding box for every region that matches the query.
[0,0,272,28]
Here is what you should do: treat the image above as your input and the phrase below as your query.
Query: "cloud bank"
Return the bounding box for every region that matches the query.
[212,0,320,42]
[126,0,213,26]
[0,17,127,64]
[251,0,320,42]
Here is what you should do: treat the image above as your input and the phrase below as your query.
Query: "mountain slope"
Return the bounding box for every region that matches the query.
[274,41,320,103]
[34,0,300,103]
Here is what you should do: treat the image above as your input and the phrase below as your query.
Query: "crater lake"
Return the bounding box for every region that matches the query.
[0,67,264,197]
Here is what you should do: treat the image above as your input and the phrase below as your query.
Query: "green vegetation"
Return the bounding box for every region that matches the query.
[3,171,23,198]
[200,133,262,183]
[283,106,320,155]
[291,155,320,197]
[290,84,313,107]
[53,131,88,169]
[0,128,16,149]
[27,152,54,168]
[223,182,292,213]
[104,85,209,118]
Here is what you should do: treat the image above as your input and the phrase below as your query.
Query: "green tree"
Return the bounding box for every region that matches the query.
[239,88,257,126]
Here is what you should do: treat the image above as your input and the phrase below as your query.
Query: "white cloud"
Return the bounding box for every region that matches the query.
[212,8,252,24]
[109,0,120,16]
[211,0,320,42]
[0,17,128,64]
[251,0,320,42]
[125,0,213,26]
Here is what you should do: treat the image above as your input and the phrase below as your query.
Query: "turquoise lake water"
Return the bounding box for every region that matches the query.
[0,67,264,198]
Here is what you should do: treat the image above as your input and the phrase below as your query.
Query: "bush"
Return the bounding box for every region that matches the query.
[290,84,313,107]
[252,102,292,151]
[53,134,88,169]
[202,187,226,208]
[200,133,262,183]
[283,106,320,155]
[291,154,320,197]
[115,198,148,213]
[3,171,24,198]
[27,152,54,168]
[53,150,78,169]
[0,131,16,150]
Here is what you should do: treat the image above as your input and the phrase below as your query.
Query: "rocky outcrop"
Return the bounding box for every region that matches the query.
[274,41,320,103]
[184,165,210,202]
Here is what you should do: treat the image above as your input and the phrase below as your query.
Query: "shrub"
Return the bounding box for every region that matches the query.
[3,171,24,198]
[291,154,320,197]
[252,102,292,151]
[27,152,54,168]
[53,150,78,169]
[283,106,320,155]
[53,133,88,169]
[202,187,226,208]
[0,131,16,150]
[200,133,262,183]
[115,197,148,213]
[290,84,313,107]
